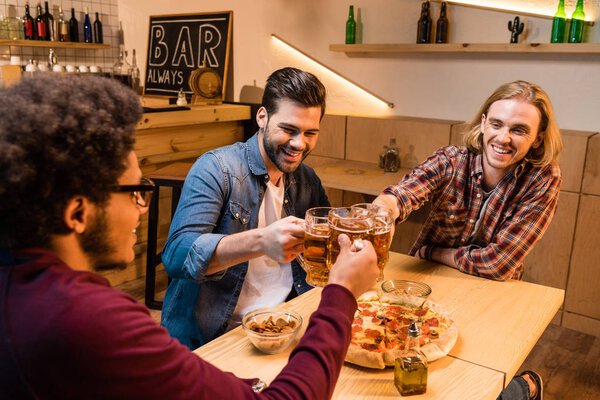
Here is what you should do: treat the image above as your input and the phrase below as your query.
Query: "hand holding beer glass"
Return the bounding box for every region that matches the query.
[303,204,393,287]
[351,203,394,282]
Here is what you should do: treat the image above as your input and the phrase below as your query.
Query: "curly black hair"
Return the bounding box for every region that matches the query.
[0,74,142,250]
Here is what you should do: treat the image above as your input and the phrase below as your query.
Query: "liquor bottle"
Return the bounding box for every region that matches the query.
[345,5,356,44]
[435,1,449,43]
[550,0,566,43]
[93,12,103,43]
[112,21,131,86]
[568,0,585,43]
[69,7,78,42]
[57,6,68,41]
[48,47,57,69]
[35,3,48,41]
[378,145,388,169]
[43,1,54,41]
[83,7,92,43]
[130,49,140,93]
[383,138,400,173]
[416,1,432,44]
[23,4,36,40]
[394,321,428,396]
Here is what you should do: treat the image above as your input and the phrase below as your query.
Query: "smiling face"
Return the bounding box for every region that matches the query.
[257,99,321,181]
[79,151,147,270]
[480,99,543,189]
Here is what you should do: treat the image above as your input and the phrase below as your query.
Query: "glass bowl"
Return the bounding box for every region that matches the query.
[381,280,432,301]
[242,308,303,354]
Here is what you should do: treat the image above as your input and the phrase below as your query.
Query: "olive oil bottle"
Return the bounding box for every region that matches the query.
[394,321,428,396]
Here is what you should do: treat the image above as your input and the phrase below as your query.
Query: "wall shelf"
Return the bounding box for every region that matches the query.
[0,39,110,50]
[330,43,600,56]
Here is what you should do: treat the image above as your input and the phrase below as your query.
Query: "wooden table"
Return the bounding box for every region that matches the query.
[194,252,564,399]
[310,159,409,196]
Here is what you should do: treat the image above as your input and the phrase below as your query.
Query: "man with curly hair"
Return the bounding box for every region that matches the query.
[0,74,379,399]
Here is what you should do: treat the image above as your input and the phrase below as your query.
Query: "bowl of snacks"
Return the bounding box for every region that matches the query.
[242,308,303,354]
[381,280,432,307]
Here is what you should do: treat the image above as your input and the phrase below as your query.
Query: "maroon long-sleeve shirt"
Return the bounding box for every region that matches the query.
[0,249,357,399]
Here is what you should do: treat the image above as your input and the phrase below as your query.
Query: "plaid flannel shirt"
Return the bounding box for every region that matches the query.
[383,146,561,281]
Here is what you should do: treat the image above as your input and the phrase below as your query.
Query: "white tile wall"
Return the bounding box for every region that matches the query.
[0,0,121,71]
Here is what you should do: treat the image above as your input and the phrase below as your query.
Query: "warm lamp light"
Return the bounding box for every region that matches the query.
[271,34,394,108]
[432,0,595,22]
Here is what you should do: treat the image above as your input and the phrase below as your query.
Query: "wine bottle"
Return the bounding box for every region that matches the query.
[69,7,78,42]
[416,1,432,44]
[435,1,449,43]
[57,6,68,41]
[345,5,356,44]
[35,4,48,41]
[43,1,54,41]
[550,0,566,43]
[83,7,92,43]
[568,0,585,43]
[23,4,36,40]
[93,12,103,43]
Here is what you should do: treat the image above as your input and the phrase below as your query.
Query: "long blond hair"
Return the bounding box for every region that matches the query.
[463,80,562,166]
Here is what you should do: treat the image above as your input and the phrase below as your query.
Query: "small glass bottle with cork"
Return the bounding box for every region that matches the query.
[394,321,428,396]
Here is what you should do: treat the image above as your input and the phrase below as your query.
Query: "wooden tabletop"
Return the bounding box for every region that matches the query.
[194,252,564,399]
[311,159,408,196]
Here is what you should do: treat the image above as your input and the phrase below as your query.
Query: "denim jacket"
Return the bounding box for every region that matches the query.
[160,133,329,349]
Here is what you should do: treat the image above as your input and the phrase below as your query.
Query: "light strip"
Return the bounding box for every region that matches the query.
[431,0,596,23]
[271,34,394,108]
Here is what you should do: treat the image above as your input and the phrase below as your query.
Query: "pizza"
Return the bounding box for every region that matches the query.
[345,290,458,369]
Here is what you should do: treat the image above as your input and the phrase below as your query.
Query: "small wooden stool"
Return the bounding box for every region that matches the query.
[145,162,193,309]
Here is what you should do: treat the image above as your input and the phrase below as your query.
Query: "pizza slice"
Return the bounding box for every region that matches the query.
[345,291,387,369]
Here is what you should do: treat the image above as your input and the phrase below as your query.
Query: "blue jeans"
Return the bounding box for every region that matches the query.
[497,376,529,400]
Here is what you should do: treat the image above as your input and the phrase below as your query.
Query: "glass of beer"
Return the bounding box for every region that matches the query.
[303,207,332,287]
[326,207,375,270]
[352,203,393,282]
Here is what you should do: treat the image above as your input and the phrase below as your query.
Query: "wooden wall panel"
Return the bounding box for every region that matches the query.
[450,122,468,147]
[565,194,600,320]
[312,115,346,159]
[346,116,453,166]
[562,312,600,339]
[524,192,578,289]
[560,130,595,193]
[582,133,600,195]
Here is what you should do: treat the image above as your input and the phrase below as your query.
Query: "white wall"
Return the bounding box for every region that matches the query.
[120,0,600,131]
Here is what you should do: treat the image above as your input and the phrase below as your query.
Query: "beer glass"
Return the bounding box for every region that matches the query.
[303,207,331,287]
[352,203,393,282]
[326,207,375,270]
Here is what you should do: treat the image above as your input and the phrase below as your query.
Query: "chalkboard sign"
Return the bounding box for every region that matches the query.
[144,11,232,99]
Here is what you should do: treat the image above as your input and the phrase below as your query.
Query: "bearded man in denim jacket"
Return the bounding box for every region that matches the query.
[161,68,330,349]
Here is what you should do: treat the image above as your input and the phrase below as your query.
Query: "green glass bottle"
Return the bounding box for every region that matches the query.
[568,0,585,43]
[550,0,566,43]
[345,5,356,44]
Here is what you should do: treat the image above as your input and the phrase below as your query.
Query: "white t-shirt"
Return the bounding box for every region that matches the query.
[227,178,293,329]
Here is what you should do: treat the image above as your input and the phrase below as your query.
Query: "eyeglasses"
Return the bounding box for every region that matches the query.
[111,177,155,208]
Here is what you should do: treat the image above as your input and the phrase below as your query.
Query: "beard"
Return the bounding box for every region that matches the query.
[78,207,127,272]
[262,127,310,174]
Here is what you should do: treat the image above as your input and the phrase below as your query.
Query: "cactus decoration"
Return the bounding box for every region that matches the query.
[508,16,524,43]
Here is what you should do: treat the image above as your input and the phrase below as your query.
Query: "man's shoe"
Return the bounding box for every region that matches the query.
[519,370,543,400]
